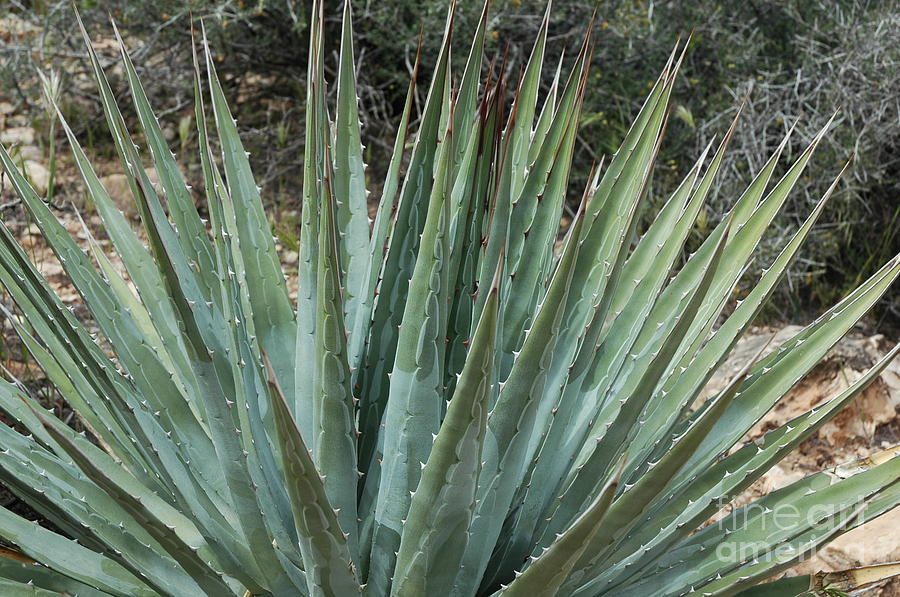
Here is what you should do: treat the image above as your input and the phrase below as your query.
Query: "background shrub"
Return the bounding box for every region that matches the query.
[2,0,897,329]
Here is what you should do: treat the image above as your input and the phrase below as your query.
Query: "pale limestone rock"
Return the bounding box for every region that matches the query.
[16,145,42,161]
[706,327,900,594]
[24,160,49,195]
[0,125,36,146]
[98,173,133,215]
[99,167,161,217]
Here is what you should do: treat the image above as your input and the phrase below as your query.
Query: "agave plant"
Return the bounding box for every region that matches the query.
[0,1,897,596]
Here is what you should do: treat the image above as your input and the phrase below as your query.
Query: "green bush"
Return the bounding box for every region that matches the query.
[2,0,898,327]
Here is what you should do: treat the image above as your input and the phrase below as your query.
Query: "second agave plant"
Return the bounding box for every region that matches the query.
[0,1,897,596]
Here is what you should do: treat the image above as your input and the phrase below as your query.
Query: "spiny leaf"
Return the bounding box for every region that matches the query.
[493,470,620,597]
[266,356,362,597]
[333,0,370,361]
[368,110,456,596]
[316,140,361,563]
[391,261,500,596]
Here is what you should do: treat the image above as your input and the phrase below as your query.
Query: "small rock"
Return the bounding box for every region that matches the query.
[24,160,49,196]
[98,167,161,218]
[0,101,13,128]
[0,126,36,146]
[6,115,28,128]
[144,167,161,191]
[90,37,118,52]
[99,174,135,217]
[0,15,40,39]
[790,507,900,581]
[16,145,42,161]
